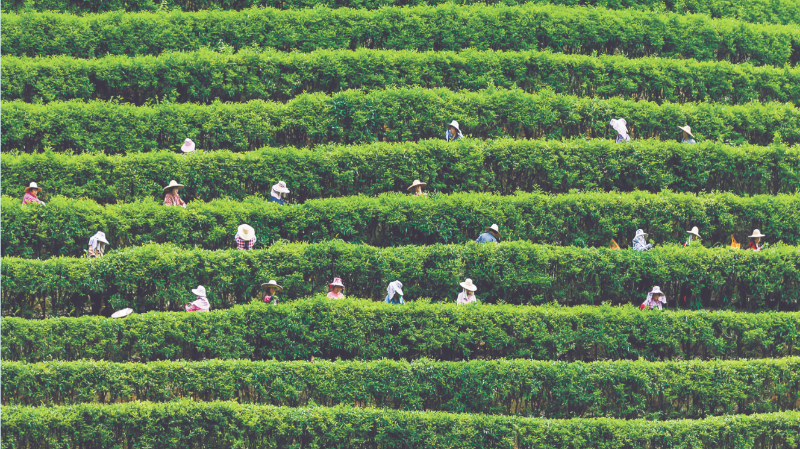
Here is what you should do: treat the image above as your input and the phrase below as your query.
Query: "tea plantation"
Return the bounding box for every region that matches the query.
[2,0,800,445]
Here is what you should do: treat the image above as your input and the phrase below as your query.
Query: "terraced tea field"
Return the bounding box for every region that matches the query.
[2,0,800,446]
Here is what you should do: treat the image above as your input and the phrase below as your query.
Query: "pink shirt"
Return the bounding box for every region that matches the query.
[327,291,345,299]
[22,192,43,205]
[185,296,210,312]
[164,192,186,208]
[263,295,277,304]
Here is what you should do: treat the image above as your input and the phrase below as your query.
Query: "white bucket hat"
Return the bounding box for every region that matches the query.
[634,229,648,238]
[329,277,345,288]
[678,125,694,138]
[93,231,110,244]
[610,118,628,135]
[25,182,42,193]
[749,229,766,238]
[181,138,196,153]
[649,286,663,295]
[237,224,256,241]
[191,285,207,296]
[486,224,501,237]
[261,280,283,291]
[686,226,700,237]
[111,308,133,319]
[448,120,461,132]
[460,278,477,292]
[388,280,404,297]
[272,181,290,194]
[407,179,427,191]
[163,180,185,191]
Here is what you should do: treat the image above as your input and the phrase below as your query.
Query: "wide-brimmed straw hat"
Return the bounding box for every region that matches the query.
[238,224,256,241]
[272,181,290,194]
[678,125,694,138]
[448,120,461,131]
[191,285,207,296]
[93,231,110,245]
[485,224,501,237]
[610,118,628,134]
[261,280,283,291]
[111,308,133,319]
[749,229,766,238]
[181,138,196,153]
[329,277,345,288]
[460,278,477,292]
[634,229,648,238]
[163,180,185,191]
[649,286,663,295]
[407,179,427,191]
[24,182,42,193]
[686,226,700,237]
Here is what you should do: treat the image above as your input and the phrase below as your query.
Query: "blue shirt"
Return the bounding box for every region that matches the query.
[475,232,498,243]
[385,294,405,305]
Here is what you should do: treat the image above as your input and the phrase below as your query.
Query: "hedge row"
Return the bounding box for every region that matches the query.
[4,140,800,205]
[10,48,800,105]
[4,299,800,362]
[4,358,799,419]
[3,242,799,318]
[7,0,800,26]
[5,402,799,449]
[3,190,798,257]
[5,5,800,65]
[6,89,800,153]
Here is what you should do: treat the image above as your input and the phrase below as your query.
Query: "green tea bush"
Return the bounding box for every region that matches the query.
[3,300,799,362]
[5,0,800,27]
[3,242,799,317]
[4,5,800,64]
[3,140,798,204]
[5,88,800,153]
[3,191,799,258]
[4,358,799,419]
[7,48,800,105]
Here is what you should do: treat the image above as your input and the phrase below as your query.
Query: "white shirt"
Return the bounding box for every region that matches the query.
[456,291,477,305]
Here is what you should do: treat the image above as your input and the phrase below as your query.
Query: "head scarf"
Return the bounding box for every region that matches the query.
[387,280,404,300]
[88,232,107,251]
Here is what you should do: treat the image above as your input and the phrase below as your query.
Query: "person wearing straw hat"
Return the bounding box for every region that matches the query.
[261,280,282,304]
[679,125,697,144]
[475,224,501,243]
[87,231,110,258]
[748,229,765,251]
[407,180,427,196]
[384,280,406,305]
[683,226,701,247]
[456,278,478,305]
[163,180,187,208]
[185,285,210,312]
[181,138,196,153]
[270,181,290,205]
[632,229,653,251]
[327,277,346,299]
[445,120,463,142]
[640,286,667,310]
[22,182,45,205]
[610,118,630,143]
[235,224,257,250]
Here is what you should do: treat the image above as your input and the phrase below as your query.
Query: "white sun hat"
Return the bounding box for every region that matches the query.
[25,182,42,193]
[634,229,648,238]
[649,286,663,295]
[261,280,283,291]
[485,224,501,237]
[678,125,694,138]
[163,180,185,191]
[459,278,477,292]
[191,285,207,296]
[237,224,256,241]
[407,179,427,191]
[749,229,766,238]
[111,308,133,319]
[686,226,700,237]
[610,118,628,135]
[448,120,461,132]
[272,181,290,194]
[181,138,196,153]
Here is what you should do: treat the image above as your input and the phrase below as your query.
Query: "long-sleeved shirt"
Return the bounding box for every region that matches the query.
[327,291,345,299]
[681,138,697,144]
[475,232,498,243]
[185,296,210,312]
[88,245,105,258]
[456,291,477,305]
[640,294,666,310]
[235,234,257,250]
[615,134,631,143]
[748,241,763,251]
[164,192,186,208]
[445,129,463,142]
[263,295,277,304]
[632,236,653,251]
[22,192,44,205]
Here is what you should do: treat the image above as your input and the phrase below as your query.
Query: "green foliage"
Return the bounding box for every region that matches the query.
[6,88,800,152]
[3,191,799,258]
[4,358,799,419]
[4,5,800,65]
[4,299,800,362]
[3,139,799,205]
[3,242,799,317]
[8,48,800,105]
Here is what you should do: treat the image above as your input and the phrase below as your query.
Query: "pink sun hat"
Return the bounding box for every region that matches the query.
[181,138,196,153]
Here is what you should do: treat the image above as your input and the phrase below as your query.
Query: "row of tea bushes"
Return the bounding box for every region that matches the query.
[3,191,798,257]
[6,0,800,25]
[3,243,799,317]
[4,300,799,362]
[3,139,799,204]
[5,88,800,152]
[5,5,800,65]
[4,357,798,419]
[8,48,800,105]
